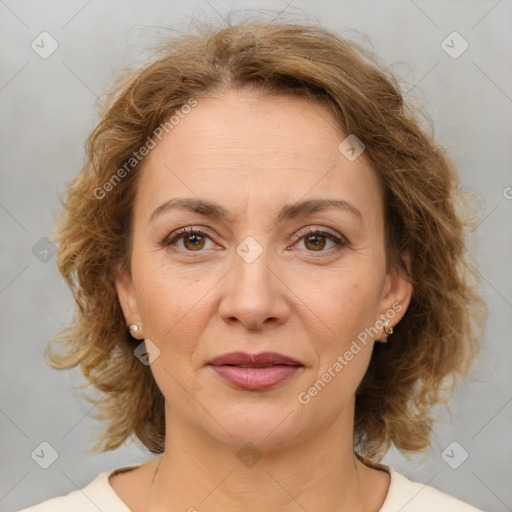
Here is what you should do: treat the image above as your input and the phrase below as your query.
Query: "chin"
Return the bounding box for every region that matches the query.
[199,399,310,450]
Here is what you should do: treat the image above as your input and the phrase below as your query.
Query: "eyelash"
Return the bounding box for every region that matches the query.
[161,227,348,255]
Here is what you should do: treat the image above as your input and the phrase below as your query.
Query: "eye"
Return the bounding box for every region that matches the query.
[162,227,214,252]
[292,228,348,253]
[161,227,348,254]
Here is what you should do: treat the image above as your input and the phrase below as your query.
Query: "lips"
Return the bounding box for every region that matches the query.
[207,352,304,391]
[207,351,303,367]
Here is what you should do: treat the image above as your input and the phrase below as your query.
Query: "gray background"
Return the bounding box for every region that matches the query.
[1,1,511,511]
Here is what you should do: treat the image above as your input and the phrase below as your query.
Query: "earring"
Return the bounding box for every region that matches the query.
[383,320,393,335]
[129,324,141,333]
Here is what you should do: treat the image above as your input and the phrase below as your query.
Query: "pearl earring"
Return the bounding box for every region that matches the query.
[129,324,141,333]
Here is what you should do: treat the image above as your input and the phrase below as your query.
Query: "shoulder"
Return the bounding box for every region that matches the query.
[16,464,142,512]
[380,467,484,512]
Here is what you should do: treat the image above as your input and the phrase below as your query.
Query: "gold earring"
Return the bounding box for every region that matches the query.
[383,320,393,335]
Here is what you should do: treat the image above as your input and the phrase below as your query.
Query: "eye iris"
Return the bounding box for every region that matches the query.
[305,234,326,251]
[184,233,205,251]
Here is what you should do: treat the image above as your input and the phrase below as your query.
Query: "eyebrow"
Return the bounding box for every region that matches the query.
[150,197,362,224]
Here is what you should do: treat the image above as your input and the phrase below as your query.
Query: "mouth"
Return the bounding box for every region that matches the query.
[207,351,304,367]
[207,352,304,391]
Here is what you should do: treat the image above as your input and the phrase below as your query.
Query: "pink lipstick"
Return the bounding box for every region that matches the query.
[207,352,304,391]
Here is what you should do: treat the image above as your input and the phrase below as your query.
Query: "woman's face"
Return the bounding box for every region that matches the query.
[116,89,411,450]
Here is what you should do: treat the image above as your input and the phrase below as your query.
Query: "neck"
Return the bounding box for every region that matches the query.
[146,404,386,512]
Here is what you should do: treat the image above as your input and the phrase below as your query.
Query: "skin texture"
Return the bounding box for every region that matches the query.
[114,89,412,511]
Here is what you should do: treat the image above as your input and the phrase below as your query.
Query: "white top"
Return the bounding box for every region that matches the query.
[17,462,484,512]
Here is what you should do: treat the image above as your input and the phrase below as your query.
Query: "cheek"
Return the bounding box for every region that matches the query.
[294,265,383,344]
[292,265,383,398]
[297,280,378,409]
[131,254,214,356]
[133,265,213,402]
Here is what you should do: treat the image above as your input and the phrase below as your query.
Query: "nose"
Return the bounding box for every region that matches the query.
[218,241,291,331]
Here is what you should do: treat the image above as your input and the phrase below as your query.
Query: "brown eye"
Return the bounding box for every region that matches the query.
[162,228,212,251]
[304,233,327,251]
[296,229,347,253]
[183,232,206,251]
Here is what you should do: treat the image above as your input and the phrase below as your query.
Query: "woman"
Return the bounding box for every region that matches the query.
[20,20,486,512]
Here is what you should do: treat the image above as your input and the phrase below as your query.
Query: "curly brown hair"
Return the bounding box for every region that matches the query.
[46,20,487,461]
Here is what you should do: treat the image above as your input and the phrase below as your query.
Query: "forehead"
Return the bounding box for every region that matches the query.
[135,90,383,226]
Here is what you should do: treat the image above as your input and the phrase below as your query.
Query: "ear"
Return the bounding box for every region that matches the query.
[115,266,143,339]
[377,250,413,338]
